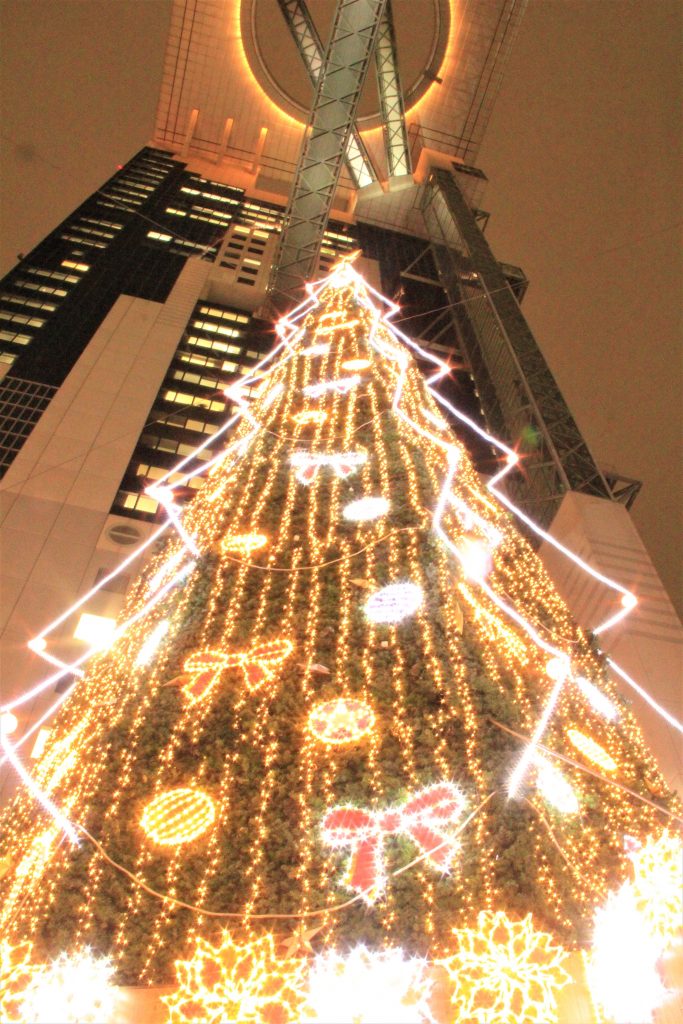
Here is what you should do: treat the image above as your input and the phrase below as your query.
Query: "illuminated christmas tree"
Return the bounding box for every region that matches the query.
[1,258,681,1023]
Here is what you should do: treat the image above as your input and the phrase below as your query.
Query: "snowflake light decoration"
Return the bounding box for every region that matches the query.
[0,941,43,1023]
[364,582,423,624]
[586,884,669,1024]
[303,946,434,1024]
[342,496,390,522]
[162,931,310,1024]
[18,950,117,1024]
[438,911,571,1024]
[630,831,683,946]
[308,698,375,746]
[140,787,216,847]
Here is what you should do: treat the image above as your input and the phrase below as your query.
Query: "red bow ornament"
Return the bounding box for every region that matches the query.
[166,638,294,704]
[321,781,466,902]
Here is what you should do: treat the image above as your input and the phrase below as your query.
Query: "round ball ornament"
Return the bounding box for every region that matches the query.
[308,698,375,746]
[140,787,216,847]
[364,582,423,624]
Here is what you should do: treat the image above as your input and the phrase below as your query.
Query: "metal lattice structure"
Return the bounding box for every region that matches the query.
[268,0,388,312]
[422,168,616,526]
[374,1,411,177]
[276,0,378,189]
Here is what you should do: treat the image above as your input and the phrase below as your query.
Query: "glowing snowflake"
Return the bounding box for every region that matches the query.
[439,911,571,1024]
[586,884,669,1024]
[18,950,117,1024]
[162,932,310,1023]
[630,831,683,946]
[0,941,42,1023]
[303,946,433,1024]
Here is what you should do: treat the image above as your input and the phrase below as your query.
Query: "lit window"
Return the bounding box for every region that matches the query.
[62,260,90,272]
[147,231,172,242]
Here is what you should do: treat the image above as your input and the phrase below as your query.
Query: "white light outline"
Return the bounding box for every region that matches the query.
[3,257,679,834]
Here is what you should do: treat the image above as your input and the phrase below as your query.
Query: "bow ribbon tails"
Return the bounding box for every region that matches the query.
[166,638,294,704]
[290,451,367,485]
[321,782,466,902]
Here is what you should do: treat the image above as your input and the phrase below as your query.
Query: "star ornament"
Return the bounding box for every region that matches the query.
[438,911,571,1024]
[278,922,324,959]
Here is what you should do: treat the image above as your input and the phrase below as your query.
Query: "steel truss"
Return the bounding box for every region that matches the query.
[422,168,619,528]
[268,0,388,312]
[276,0,378,189]
[374,1,411,177]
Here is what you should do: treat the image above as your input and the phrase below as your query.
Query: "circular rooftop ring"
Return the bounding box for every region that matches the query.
[241,0,451,128]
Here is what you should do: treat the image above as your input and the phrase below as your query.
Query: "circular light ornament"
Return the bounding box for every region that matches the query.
[458,537,492,581]
[221,533,268,557]
[545,656,571,683]
[575,676,619,722]
[343,496,390,522]
[308,698,375,746]
[292,410,328,426]
[141,788,216,847]
[566,729,617,772]
[364,582,423,624]
[0,712,18,736]
[342,358,371,371]
[533,755,579,815]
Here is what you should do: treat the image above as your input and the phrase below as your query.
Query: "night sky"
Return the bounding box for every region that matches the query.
[1,0,680,616]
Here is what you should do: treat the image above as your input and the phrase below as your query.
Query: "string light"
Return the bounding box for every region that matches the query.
[629,831,683,946]
[438,911,571,1024]
[303,375,361,398]
[363,582,424,624]
[140,788,216,847]
[341,358,371,371]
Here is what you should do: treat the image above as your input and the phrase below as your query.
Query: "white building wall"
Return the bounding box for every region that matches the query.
[0,259,210,801]
[540,491,683,797]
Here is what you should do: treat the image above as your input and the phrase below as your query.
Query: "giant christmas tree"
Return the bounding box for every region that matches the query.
[1,259,681,1023]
